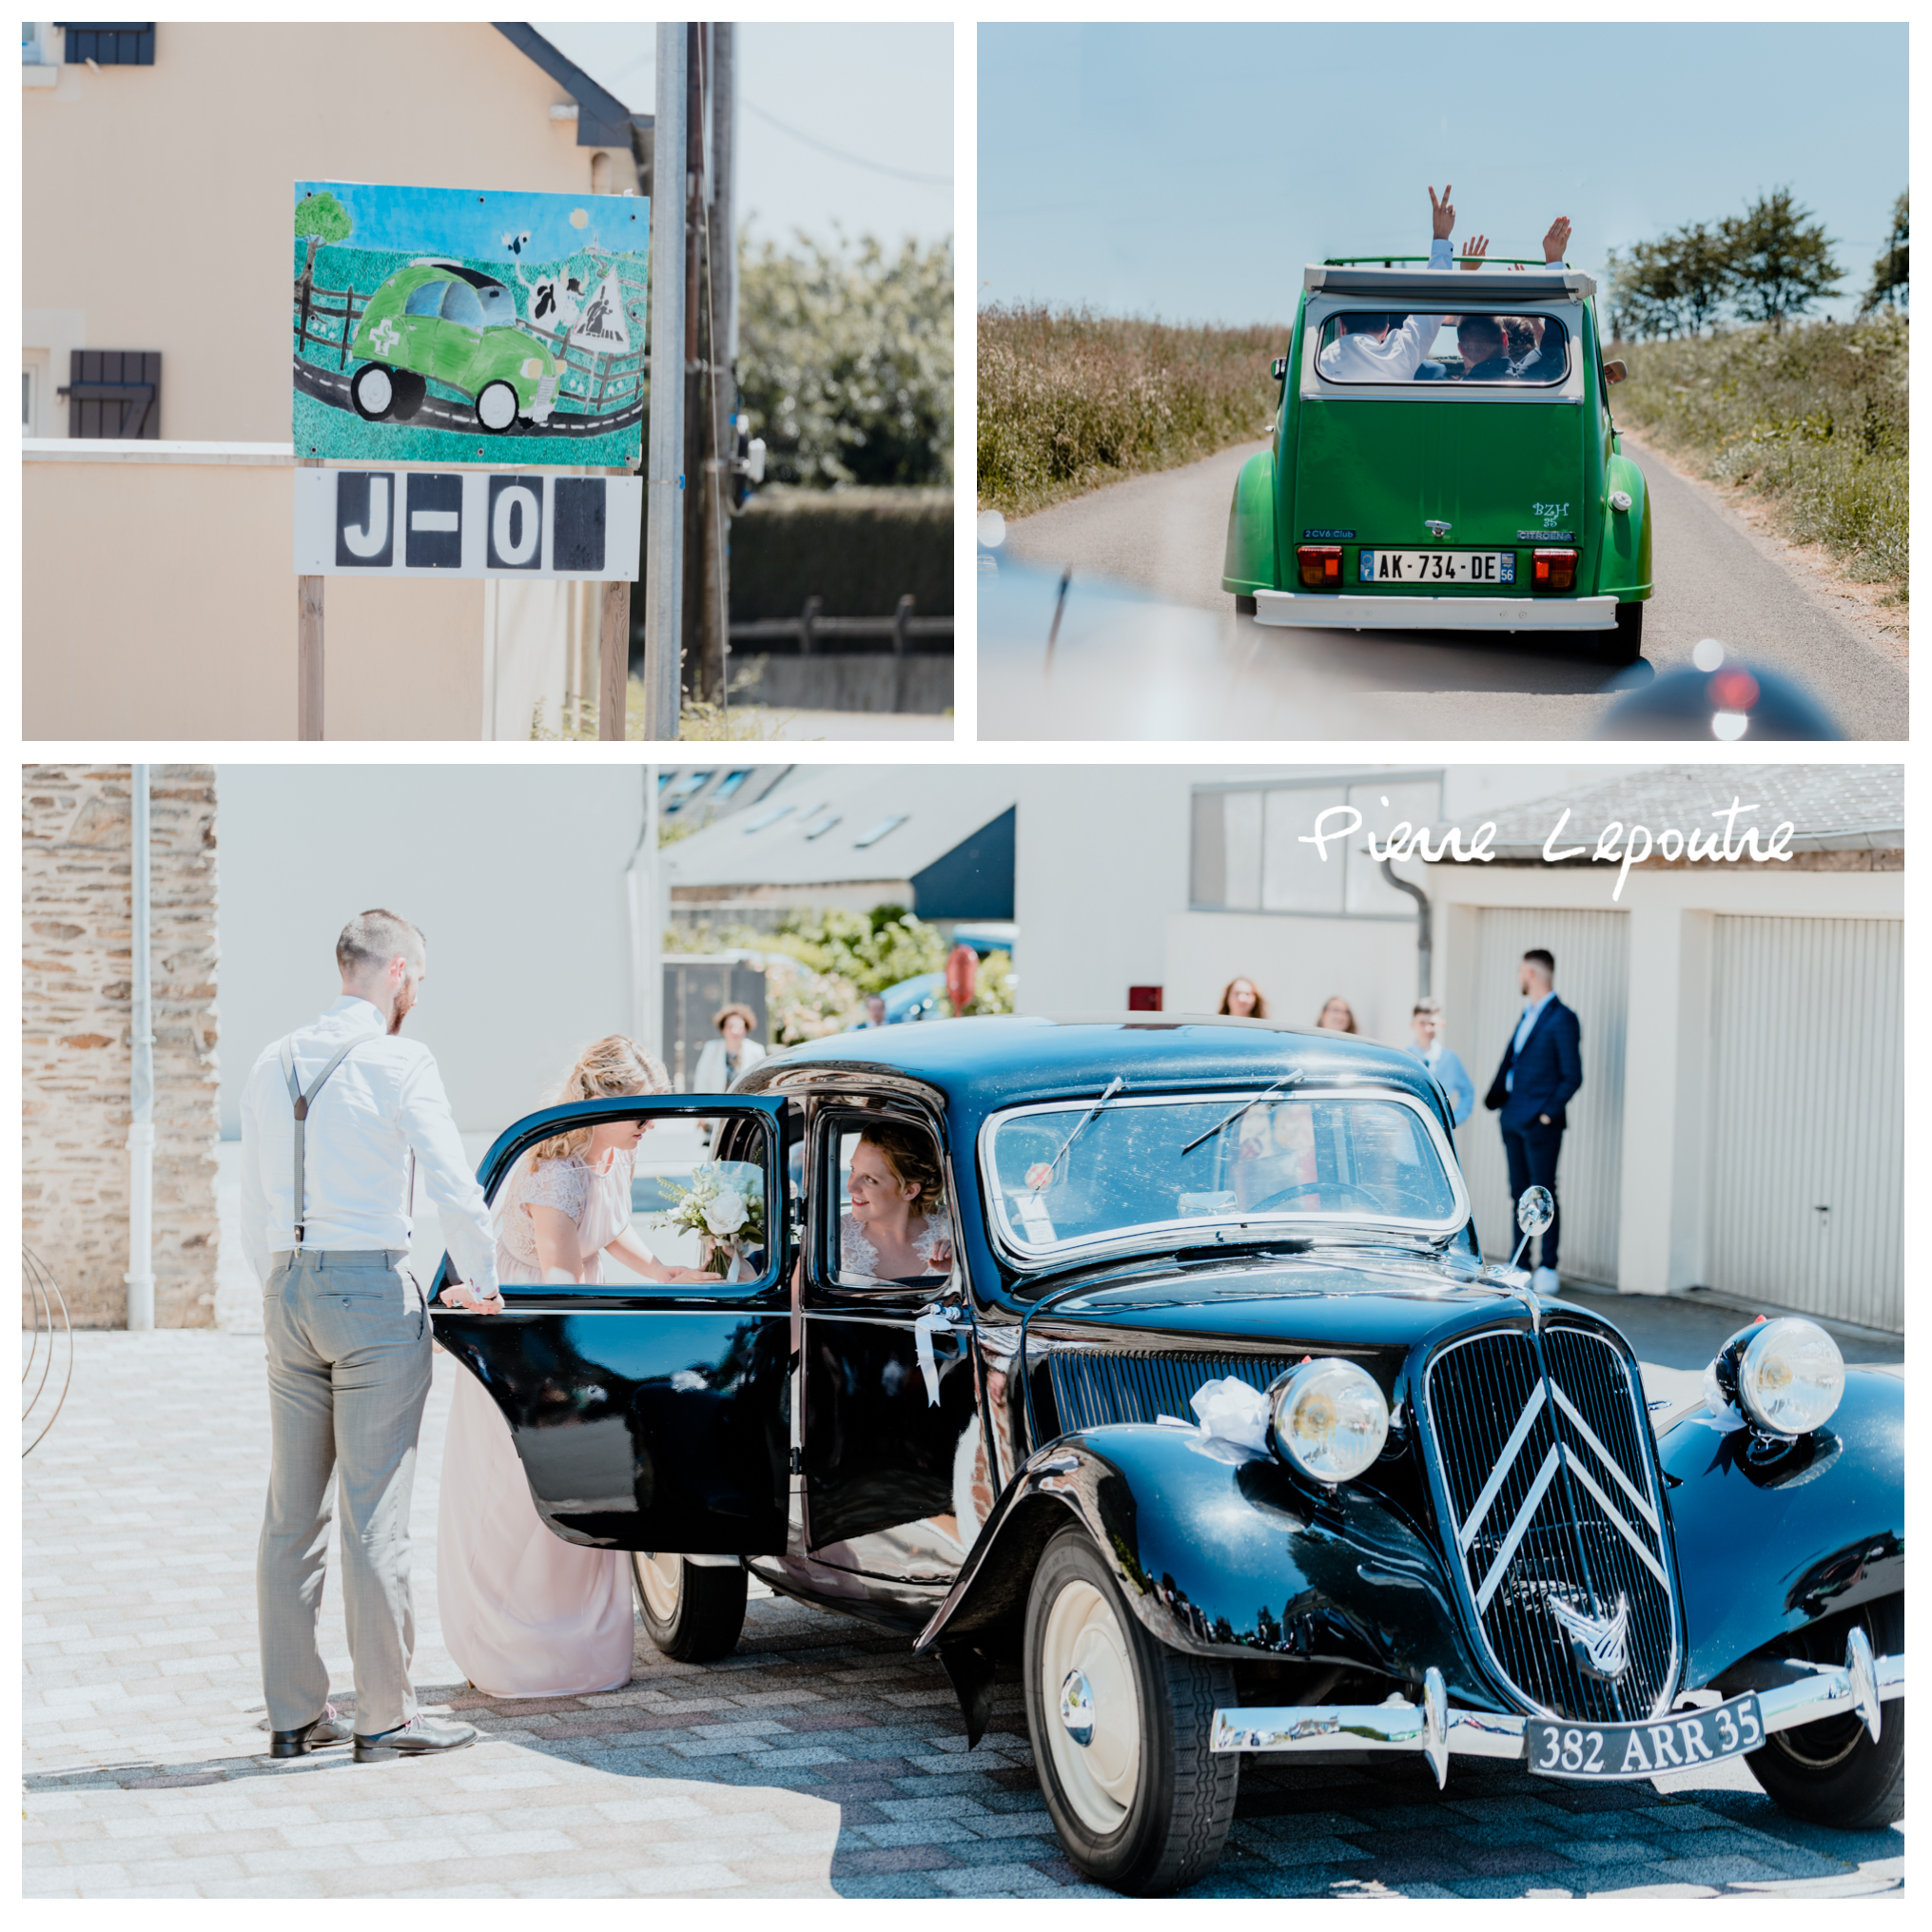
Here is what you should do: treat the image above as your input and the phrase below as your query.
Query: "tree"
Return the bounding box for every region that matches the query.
[1860,190,1908,316]
[737,229,953,488]
[1604,240,1688,341]
[1667,221,1732,336]
[1722,188,1842,334]
[293,191,352,285]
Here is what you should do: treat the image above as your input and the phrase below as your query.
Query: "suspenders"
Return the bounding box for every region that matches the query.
[279,1035,416,1248]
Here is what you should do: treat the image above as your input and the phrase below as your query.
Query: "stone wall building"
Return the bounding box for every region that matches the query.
[23,767,220,1326]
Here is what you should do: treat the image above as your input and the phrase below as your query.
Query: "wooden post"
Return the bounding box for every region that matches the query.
[297,458,323,740]
[599,475,631,742]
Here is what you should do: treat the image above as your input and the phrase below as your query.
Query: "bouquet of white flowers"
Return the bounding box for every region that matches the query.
[654,1162,767,1276]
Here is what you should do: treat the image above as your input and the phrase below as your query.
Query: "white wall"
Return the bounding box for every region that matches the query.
[1011,767,1199,1012]
[217,766,648,1137]
[1013,763,1621,1029]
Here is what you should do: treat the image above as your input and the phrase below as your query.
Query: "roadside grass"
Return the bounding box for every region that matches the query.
[532,685,792,741]
[1612,315,1907,596]
[978,304,1282,518]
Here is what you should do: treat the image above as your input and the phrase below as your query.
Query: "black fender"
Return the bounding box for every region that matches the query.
[1661,1365,1904,1689]
[916,1425,1501,1712]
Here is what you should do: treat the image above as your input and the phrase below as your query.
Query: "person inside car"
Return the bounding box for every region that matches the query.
[1454,314,1515,381]
[1318,183,1474,381]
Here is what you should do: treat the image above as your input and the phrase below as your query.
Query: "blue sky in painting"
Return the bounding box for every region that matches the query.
[295,180,647,271]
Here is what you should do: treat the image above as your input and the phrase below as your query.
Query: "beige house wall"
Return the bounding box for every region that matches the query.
[24,454,486,739]
[23,765,222,1329]
[23,21,623,442]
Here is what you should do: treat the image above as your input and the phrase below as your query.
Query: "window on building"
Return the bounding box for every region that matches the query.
[62,350,160,438]
[1190,774,1443,918]
[56,22,155,65]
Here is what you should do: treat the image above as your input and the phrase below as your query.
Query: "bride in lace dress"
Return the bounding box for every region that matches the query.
[438,1037,714,1697]
[841,1122,954,1282]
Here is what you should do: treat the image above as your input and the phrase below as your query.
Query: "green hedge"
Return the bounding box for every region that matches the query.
[726,485,954,619]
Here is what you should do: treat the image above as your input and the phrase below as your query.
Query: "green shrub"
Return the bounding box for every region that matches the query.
[1614,315,1907,589]
[730,485,953,618]
[738,231,952,490]
[978,304,1281,517]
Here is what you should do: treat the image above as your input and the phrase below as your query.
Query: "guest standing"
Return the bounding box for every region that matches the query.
[1483,948,1583,1295]
[437,1037,716,1698]
[240,909,497,1764]
[692,1001,767,1092]
[1219,977,1267,1019]
[1316,995,1359,1034]
[1405,997,1474,1127]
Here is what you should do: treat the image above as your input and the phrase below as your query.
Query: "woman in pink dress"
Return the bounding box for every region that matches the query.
[437,1037,713,1697]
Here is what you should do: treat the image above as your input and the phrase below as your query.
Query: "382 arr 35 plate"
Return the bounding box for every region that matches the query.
[1526,1693,1766,1781]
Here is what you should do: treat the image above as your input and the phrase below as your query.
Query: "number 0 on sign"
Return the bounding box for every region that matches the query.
[293,469,641,580]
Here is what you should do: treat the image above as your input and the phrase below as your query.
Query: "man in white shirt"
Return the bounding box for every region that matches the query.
[241,909,500,1764]
[1317,184,1465,382]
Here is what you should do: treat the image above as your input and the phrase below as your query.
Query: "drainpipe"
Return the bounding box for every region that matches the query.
[126,764,155,1331]
[1376,853,1433,999]
[627,765,666,1062]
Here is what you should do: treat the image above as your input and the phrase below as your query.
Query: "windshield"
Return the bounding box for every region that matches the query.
[1317,309,1571,386]
[983,1090,1461,1259]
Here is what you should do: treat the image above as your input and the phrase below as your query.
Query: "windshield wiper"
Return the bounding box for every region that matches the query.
[1180,1069,1305,1158]
[1035,1077,1124,1187]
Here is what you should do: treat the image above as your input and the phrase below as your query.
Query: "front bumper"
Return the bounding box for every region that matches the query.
[1252,590,1618,632]
[1210,1629,1903,1789]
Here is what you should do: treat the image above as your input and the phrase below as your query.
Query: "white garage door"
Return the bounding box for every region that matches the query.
[1455,908,1629,1287]
[1707,916,1902,1332]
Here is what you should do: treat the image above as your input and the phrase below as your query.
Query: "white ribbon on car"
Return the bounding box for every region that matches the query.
[1156,1376,1275,1463]
[1700,1356,1749,1433]
[912,1302,961,1406]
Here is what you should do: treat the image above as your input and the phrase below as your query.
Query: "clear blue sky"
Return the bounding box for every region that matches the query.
[546,22,953,251]
[980,23,1906,325]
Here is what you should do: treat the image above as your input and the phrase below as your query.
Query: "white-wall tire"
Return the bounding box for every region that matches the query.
[630,1551,748,1664]
[1023,1524,1238,1894]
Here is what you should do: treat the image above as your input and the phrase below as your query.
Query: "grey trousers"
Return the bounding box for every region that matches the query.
[258,1249,432,1736]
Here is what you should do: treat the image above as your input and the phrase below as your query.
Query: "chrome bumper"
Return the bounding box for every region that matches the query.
[1209,1629,1903,1788]
[1251,590,1619,631]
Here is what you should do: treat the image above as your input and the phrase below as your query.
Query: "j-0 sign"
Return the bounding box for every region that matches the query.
[292,469,641,579]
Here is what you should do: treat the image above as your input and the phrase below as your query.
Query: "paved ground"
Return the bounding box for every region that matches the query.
[984,430,1907,741]
[24,1331,1904,1899]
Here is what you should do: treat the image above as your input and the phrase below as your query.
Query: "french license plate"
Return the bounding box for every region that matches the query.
[1359,549,1512,585]
[1526,1693,1765,1781]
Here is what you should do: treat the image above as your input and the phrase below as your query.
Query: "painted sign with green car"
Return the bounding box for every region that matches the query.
[1222,261,1650,663]
[293,179,648,467]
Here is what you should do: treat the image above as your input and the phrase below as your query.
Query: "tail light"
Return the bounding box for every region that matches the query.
[1297,544,1342,589]
[1532,547,1578,593]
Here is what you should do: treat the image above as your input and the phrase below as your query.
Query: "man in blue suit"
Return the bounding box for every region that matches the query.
[1483,947,1583,1295]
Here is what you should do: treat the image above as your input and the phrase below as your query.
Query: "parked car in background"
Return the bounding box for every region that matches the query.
[434,1017,1903,1894]
[347,260,558,432]
[1224,260,1651,664]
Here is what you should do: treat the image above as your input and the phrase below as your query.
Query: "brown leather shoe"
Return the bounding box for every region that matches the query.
[353,1715,478,1763]
[269,1703,354,1758]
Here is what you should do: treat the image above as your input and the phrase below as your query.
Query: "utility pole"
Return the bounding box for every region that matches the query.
[126,765,154,1330]
[680,24,707,705]
[641,20,689,740]
[697,21,736,707]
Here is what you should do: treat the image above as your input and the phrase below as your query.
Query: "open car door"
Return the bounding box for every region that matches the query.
[431,1093,790,1556]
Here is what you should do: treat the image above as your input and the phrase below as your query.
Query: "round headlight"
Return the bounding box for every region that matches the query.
[1734,1317,1844,1437]
[1271,1358,1389,1483]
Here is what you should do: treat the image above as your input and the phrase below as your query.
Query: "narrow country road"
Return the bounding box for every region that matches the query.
[988,433,1906,740]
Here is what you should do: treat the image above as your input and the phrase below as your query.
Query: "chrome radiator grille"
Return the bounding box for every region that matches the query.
[1047,1351,1294,1434]
[1421,1324,1679,1723]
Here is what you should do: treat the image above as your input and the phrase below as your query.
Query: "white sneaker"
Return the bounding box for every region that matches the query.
[1532,1266,1560,1297]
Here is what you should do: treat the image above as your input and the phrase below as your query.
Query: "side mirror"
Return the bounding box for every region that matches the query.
[1517,1186,1554,1237]
[1603,360,1628,385]
[1271,356,1287,382]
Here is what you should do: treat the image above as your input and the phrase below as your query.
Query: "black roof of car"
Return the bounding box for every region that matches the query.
[742,1014,1446,1125]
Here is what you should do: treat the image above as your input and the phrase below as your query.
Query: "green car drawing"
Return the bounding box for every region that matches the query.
[1223,260,1651,664]
[346,259,558,434]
